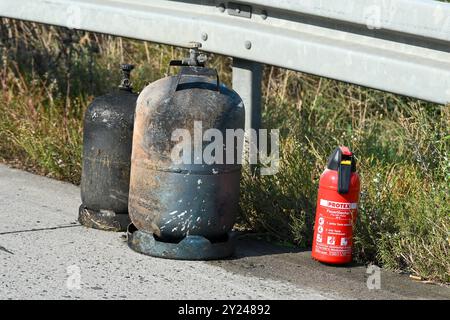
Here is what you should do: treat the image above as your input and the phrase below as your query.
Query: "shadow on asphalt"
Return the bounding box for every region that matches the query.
[207,233,450,299]
[230,233,364,269]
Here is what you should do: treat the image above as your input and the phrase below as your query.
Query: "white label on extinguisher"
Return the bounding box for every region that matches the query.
[320,199,357,210]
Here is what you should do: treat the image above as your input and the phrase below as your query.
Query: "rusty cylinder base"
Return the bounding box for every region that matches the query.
[78,204,130,232]
[127,223,236,260]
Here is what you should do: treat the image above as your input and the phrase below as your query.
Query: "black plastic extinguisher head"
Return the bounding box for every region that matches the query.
[327,146,356,194]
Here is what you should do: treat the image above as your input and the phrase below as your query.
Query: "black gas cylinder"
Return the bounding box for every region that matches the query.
[79,64,137,231]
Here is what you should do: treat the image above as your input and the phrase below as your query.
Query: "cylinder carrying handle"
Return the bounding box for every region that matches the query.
[171,66,220,93]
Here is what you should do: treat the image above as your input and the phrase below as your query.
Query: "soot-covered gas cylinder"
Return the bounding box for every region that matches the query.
[79,64,137,231]
[127,43,245,260]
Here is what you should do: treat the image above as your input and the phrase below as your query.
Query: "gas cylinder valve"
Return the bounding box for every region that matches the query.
[119,63,135,91]
[170,42,207,67]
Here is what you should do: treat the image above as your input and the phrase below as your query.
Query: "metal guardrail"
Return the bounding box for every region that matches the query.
[0,0,449,132]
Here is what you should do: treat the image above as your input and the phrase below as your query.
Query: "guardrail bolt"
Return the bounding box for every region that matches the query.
[201,32,208,41]
[244,40,252,49]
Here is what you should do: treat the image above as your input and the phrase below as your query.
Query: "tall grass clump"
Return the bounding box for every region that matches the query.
[0,19,448,283]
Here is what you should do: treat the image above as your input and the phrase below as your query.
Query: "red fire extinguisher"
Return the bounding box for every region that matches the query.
[312,146,360,264]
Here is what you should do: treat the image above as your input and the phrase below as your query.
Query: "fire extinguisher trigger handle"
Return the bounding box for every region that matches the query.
[338,161,352,194]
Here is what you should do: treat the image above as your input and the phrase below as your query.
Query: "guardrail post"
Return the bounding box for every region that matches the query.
[232,58,263,175]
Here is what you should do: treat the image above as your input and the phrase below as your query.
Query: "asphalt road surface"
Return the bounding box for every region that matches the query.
[0,164,448,300]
